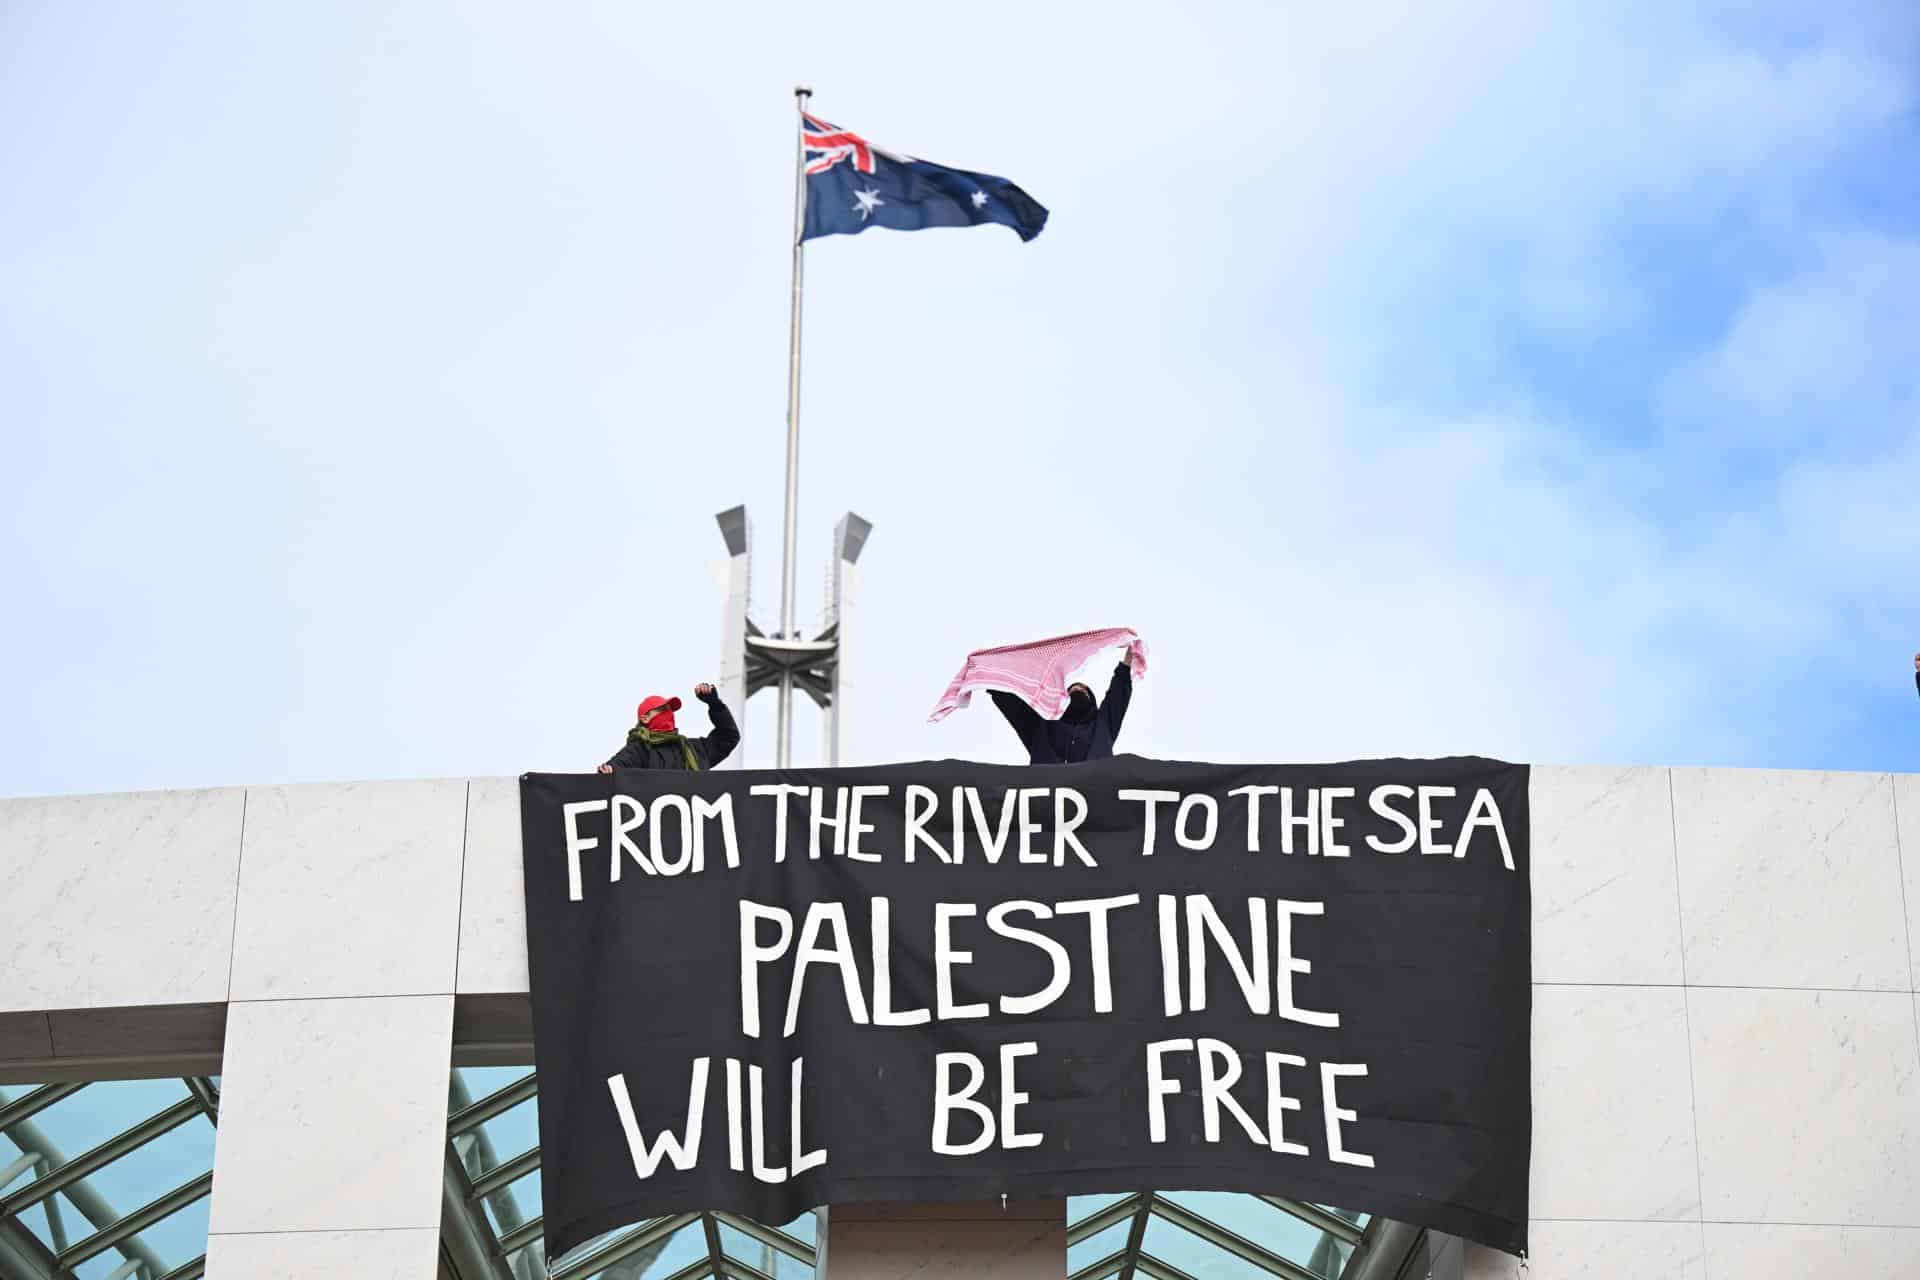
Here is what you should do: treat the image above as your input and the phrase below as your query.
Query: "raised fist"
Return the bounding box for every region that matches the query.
[695,682,716,698]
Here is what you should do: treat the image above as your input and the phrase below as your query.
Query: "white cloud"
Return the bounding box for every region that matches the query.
[2,2,1917,794]
[1671,230,1920,443]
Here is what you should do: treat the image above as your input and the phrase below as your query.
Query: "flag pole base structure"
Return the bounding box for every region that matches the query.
[715,505,871,768]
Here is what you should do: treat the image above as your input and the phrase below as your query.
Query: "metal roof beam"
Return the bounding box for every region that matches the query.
[0,1085,86,1135]
[467,1147,540,1201]
[1341,1219,1425,1280]
[701,1211,727,1280]
[448,1074,537,1139]
[1069,1249,1130,1280]
[1,1097,201,1219]
[1067,1194,1145,1248]
[1116,1193,1153,1280]
[439,1151,513,1280]
[58,1171,210,1271]
[1257,1197,1365,1245]
[0,1218,59,1280]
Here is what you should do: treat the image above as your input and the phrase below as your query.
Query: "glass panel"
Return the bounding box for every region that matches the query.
[1300,1203,1366,1276]
[0,1133,44,1195]
[1139,1210,1267,1278]
[505,1238,549,1280]
[2,1080,188,1179]
[440,1073,819,1280]
[71,1188,212,1279]
[1068,1217,1131,1274]
[73,1112,215,1227]
[1068,1192,1132,1223]
[637,1216,713,1276]
[454,1066,532,1104]
[585,1268,705,1280]
[579,1215,710,1280]
[479,1164,543,1237]
[718,1220,811,1279]
[549,1220,657,1277]
[1305,1234,1356,1280]
[1158,1191,1344,1274]
[2,1080,213,1280]
[463,1111,539,1179]
[73,1253,135,1280]
[771,1208,816,1247]
[448,1068,541,1185]
[15,1187,91,1254]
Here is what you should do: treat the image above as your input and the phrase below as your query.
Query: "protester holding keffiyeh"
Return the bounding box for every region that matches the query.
[929,628,1147,764]
[991,661,1134,764]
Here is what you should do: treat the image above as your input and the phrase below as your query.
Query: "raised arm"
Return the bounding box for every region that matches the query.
[989,689,1045,751]
[1100,660,1134,742]
[696,684,740,767]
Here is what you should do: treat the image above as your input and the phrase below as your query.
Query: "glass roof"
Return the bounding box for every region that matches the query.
[4,1070,1393,1280]
[448,1068,1392,1280]
[445,1067,817,1280]
[0,1077,218,1280]
[1067,1192,1369,1280]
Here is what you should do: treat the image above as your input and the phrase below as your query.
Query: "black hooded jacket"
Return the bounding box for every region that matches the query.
[603,690,740,771]
[991,662,1133,764]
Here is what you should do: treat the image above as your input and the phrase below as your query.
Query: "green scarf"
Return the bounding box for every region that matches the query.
[628,724,699,771]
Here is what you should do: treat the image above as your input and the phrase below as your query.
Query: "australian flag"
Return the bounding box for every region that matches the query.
[801,113,1048,243]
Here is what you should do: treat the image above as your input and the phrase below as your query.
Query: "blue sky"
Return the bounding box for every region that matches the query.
[3,1,1917,797]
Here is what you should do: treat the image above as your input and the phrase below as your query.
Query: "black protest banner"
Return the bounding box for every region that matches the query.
[520,756,1530,1259]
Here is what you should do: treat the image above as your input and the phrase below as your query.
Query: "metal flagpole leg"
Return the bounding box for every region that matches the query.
[777,84,811,769]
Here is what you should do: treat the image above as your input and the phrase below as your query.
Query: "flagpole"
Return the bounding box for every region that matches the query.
[776,84,811,769]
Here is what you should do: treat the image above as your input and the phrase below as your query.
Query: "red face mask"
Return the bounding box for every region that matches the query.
[636,695,682,734]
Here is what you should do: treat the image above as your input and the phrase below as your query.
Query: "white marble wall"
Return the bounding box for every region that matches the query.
[0,781,469,1276]
[1468,766,1920,1280]
[229,780,468,1001]
[204,1227,444,1279]
[455,776,527,994]
[7,768,1920,1278]
[209,780,466,1279]
[203,995,455,1276]
[0,787,245,1011]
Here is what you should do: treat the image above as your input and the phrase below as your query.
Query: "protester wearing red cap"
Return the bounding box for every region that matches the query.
[597,682,739,772]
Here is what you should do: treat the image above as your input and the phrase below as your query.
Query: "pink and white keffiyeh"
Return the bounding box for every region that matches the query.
[927,627,1149,724]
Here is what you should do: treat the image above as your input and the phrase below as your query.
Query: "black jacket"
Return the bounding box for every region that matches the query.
[604,691,740,771]
[991,662,1133,764]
